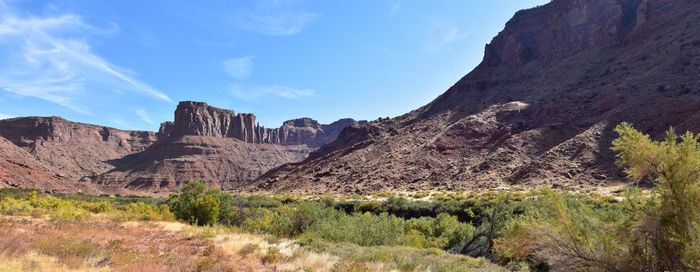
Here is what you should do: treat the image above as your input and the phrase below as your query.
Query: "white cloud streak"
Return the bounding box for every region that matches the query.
[223,56,254,80]
[388,0,400,16]
[233,1,320,36]
[0,113,13,120]
[230,84,314,101]
[0,11,172,114]
[135,109,153,124]
[262,85,314,98]
[426,25,468,51]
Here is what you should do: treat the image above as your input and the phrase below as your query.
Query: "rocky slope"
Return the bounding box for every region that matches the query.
[0,117,156,193]
[0,135,90,192]
[251,0,700,194]
[91,102,363,193]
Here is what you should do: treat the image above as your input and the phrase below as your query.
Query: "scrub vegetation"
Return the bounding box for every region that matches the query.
[0,123,697,271]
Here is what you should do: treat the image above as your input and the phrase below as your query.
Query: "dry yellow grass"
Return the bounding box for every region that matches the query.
[0,216,259,271]
[0,254,111,272]
[0,215,501,272]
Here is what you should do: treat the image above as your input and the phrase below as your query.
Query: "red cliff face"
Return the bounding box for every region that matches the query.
[0,116,155,151]
[0,117,156,193]
[252,0,700,194]
[159,101,364,148]
[480,0,641,70]
[90,101,365,193]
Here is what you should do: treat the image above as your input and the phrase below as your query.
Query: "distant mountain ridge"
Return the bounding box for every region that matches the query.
[0,102,364,193]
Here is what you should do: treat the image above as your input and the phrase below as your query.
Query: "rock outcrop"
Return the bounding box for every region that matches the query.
[251,0,700,194]
[158,101,365,147]
[90,102,364,193]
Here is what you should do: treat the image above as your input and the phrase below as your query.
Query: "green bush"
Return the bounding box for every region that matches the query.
[306,211,407,247]
[167,181,220,226]
[496,123,700,271]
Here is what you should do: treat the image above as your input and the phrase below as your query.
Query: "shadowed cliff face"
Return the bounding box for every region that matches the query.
[252,0,700,194]
[158,101,364,148]
[424,0,654,117]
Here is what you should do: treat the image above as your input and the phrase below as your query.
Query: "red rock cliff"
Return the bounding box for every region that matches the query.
[159,101,364,147]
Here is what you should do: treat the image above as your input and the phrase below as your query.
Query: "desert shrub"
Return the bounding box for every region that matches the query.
[79,201,112,213]
[334,200,361,214]
[34,236,99,259]
[115,202,173,221]
[411,191,431,199]
[34,235,100,268]
[0,197,34,215]
[306,212,407,247]
[405,213,472,249]
[238,243,259,255]
[194,256,216,271]
[206,189,235,225]
[383,196,436,219]
[494,189,626,270]
[242,202,345,237]
[169,181,220,226]
[0,188,41,201]
[356,201,384,214]
[319,194,335,207]
[0,190,173,222]
[298,238,504,272]
[612,123,700,270]
[496,123,700,271]
[452,192,518,258]
[262,247,283,263]
[56,192,161,206]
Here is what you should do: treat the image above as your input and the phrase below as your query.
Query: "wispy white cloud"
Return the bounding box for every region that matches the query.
[426,25,468,51]
[230,84,314,101]
[223,56,254,80]
[233,0,320,36]
[388,0,400,17]
[135,109,152,124]
[0,113,12,120]
[262,85,314,98]
[135,29,159,48]
[0,9,172,114]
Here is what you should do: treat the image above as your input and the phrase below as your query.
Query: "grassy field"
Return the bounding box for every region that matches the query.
[0,188,506,272]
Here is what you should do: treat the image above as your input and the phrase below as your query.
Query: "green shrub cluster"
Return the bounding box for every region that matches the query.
[0,189,172,221]
[496,123,700,271]
[168,181,220,226]
[167,185,477,250]
[240,202,472,250]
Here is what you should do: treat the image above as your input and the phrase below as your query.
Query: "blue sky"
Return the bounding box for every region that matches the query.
[0,0,548,131]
